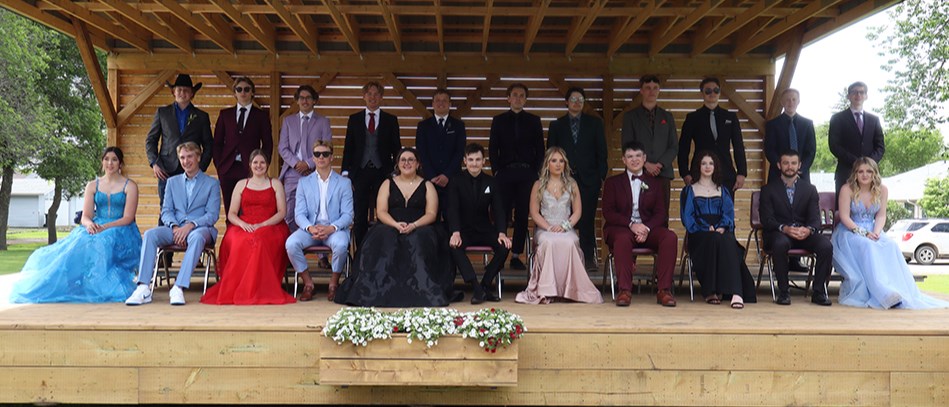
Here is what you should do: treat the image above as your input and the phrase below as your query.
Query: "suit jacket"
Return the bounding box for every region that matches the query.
[488,110,545,175]
[145,103,213,174]
[160,171,221,230]
[294,170,354,234]
[601,171,667,239]
[547,113,608,187]
[621,106,679,180]
[447,171,506,236]
[416,115,466,181]
[678,105,747,182]
[765,113,816,183]
[278,112,332,181]
[341,109,402,177]
[828,108,885,179]
[758,178,821,240]
[213,105,273,177]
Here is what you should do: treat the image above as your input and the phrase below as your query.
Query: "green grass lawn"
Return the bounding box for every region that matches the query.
[0,242,47,275]
[918,274,949,296]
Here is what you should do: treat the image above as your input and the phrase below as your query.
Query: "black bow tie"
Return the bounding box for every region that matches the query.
[630,174,642,182]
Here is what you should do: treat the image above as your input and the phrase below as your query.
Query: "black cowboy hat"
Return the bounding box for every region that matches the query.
[166,74,203,93]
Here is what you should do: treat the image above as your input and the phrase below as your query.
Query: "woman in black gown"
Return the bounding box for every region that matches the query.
[680,151,756,308]
[335,147,453,307]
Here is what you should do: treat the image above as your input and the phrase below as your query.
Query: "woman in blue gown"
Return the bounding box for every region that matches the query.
[832,157,949,309]
[9,147,142,303]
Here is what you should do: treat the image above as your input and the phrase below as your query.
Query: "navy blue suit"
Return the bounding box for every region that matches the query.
[416,115,466,220]
[765,113,816,183]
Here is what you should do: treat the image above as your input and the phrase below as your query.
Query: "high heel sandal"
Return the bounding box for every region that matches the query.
[730,295,744,309]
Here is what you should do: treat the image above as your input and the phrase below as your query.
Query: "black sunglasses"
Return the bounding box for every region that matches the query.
[703,87,721,95]
[235,86,253,93]
[312,151,332,158]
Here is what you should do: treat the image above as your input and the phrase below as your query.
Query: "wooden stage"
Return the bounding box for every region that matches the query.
[1,284,948,406]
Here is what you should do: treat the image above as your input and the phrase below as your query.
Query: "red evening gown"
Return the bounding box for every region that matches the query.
[201,181,295,305]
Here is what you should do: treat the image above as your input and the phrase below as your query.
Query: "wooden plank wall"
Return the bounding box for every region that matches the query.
[114,70,767,262]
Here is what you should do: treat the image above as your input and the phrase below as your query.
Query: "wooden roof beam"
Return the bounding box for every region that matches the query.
[376,0,402,55]
[266,0,319,55]
[481,0,493,57]
[523,0,553,56]
[768,27,804,119]
[564,0,608,57]
[116,70,176,128]
[607,0,664,58]
[0,0,111,51]
[731,0,842,57]
[209,0,276,54]
[321,0,361,55]
[382,73,430,119]
[43,0,151,51]
[454,74,500,118]
[650,0,722,57]
[98,0,193,53]
[720,82,765,131]
[280,72,338,120]
[691,0,778,56]
[155,0,235,53]
[72,19,116,129]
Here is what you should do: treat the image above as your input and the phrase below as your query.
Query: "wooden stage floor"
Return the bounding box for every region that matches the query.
[1,286,948,406]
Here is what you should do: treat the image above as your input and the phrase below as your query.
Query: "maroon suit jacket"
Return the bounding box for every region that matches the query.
[213,105,273,177]
[601,171,668,240]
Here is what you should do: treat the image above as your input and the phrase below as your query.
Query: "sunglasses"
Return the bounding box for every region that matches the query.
[234,86,253,93]
[703,87,721,95]
[312,151,332,158]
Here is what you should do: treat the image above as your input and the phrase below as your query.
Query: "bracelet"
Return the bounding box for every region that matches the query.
[852,226,868,237]
[561,221,572,231]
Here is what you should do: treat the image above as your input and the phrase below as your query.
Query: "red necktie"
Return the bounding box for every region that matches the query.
[368,112,376,133]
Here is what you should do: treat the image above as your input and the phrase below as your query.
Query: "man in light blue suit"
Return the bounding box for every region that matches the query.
[126,142,221,306]
[285,140,354,302]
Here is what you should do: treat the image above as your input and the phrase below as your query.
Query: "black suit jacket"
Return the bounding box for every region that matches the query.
[765,113,816,183]
[212,105,273,177]
[145,103,213,174]
[447,171,506,236]
[828,108,885,180]
[341,109,402,177]
[758,178,821,241]
[488,110,545,175]
[416,115,466,181]
[546,113,608,187]
[678,105,747,183]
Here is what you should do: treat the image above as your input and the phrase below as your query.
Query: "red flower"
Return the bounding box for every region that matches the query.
[453,316,464,326]
[480,328,486,333]
[392,326,399,332]
[490,308,496,312]
[491,348,497,353]
[660,119,667,124]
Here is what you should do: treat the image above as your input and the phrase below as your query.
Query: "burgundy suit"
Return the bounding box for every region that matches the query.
[602,171,678,292]
[213,105,273,214]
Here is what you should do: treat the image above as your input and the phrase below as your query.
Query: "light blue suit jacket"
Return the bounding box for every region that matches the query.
[295,170,354,234]
[160,171,221,229]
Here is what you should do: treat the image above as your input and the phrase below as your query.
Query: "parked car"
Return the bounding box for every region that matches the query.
[886,219,949,265]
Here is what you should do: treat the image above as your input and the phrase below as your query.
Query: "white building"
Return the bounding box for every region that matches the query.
[883,161,949,218]
[9,174,84,228]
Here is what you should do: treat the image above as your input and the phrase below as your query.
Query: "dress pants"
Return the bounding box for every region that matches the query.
[352,166,386,247]
[285,228,350,274]
[283,170,305,231]
[136,226,218,288]
[219,164,248,216]
[575,179,601,262]
[765,231,834,295]
[496,167,535,256]
[606,226,678,292]
[449,231,510,287]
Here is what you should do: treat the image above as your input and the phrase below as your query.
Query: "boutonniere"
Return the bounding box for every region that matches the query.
[660,119,667,125]
[640,181,650,191]
[186,112,198,127]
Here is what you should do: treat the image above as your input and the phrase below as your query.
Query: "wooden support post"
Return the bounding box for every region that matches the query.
[768,27,804,119]
[108,68,118,145]
[116,70,176,128]
[72,19,117,130]
[269,71,282,178]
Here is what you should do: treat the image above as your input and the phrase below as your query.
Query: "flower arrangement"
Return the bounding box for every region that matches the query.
[323,307,526,352]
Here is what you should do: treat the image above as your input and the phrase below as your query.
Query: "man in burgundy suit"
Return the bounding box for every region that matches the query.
[213,76,273,215]
[602,141,679,307]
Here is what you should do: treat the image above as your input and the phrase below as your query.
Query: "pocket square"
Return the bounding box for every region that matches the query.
[725,119,733,124]
[484,186,491,193]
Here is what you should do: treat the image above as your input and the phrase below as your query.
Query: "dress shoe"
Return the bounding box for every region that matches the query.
[776,292,791,305]
[471,290,486,304]
[811,292,832,306]
[656,290,676,307]
[481,286,502,302]
[299,284,315,302]
[510,257,527,270]
[125,284,152,306]
[615,290,632,307]
[169,285,186,306]
[327,284,338,302]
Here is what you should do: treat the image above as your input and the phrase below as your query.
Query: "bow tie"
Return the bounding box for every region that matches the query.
[630,174,643,182]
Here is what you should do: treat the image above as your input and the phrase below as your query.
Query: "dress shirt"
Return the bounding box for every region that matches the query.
[364,108,381,128]
[185,173,197,204]
[316,171,331,224]
[435,114,449,128]
[627,169,644,223]
[174,102,192,134]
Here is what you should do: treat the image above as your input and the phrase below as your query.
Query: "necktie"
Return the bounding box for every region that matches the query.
[237,107,246,133]
[854,112,864,134]
[438,117,445,130]
[788,116,798,151]
[570,116,579,144]
[368,112,376,134]
[710,110,719,140]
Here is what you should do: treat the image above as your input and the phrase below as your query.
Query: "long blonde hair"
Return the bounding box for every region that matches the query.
[847,157,883,204]
[536,147,576,203]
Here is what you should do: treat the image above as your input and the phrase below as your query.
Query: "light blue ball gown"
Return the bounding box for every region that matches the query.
[9,179,142,303]
[832,200,949,309]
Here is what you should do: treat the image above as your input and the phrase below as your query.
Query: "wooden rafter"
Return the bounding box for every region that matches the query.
[547,76,602,120]
[98,0,192,53]
[72,19,116,129]
[768,27,804,119]
[377,0,402,55]
[383,72,430,119]
[0,0,111,50]
[116,70,176,128]
[212,71,233,88]
[720,83,765,131]
[155,0,235,53]
[435,0,445,56]
[691,0,778,56]
[731,0,842,57]
[523,0,552,56]
[209,0,276,54]
[481,0,493,56]
[321,0,361,55]
[454,74,500,117]
[607,0,664,58]
[564,0,608,56]
[602,74,615,134]
[44,0,150,52]
[280,72,339,120]
[266,0,318,55]
[650,0,722,57]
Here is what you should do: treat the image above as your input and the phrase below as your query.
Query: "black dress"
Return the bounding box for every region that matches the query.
[680,185,757,302]
[334,180,453,307]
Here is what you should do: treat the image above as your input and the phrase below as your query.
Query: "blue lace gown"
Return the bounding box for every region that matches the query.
[9,180,142,303]
[832,200,949,309]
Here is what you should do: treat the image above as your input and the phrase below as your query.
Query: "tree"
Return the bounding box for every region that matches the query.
[876,127,945,177]
[811,122,835,174]
[919,176,949,218]
[885,200,912,231]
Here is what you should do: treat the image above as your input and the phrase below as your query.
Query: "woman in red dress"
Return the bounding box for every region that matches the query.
[201,149,295,304]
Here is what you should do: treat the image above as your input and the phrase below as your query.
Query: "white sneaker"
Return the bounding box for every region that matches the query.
[169,285,186,306]
[125,284,152,305]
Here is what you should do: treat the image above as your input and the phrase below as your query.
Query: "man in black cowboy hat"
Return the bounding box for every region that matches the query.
[145,73,214,213]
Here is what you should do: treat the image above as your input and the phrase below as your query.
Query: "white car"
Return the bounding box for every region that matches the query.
[886,219,949,265]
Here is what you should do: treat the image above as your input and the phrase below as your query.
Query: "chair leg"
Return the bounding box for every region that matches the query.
[202,249,212,294]
[150,248,162,291]
[767,255,777,302]
[293,271,299,298]
[608,254,616,301]
[803,256,815,297]
[686,256,694,302]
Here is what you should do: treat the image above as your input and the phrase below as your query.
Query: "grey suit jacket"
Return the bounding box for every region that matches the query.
[145,103,213,175]
[621,106,678,180]
[278,112,333,181]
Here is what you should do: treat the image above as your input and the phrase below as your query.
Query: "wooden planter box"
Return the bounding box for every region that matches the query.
[319,335,518,386]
